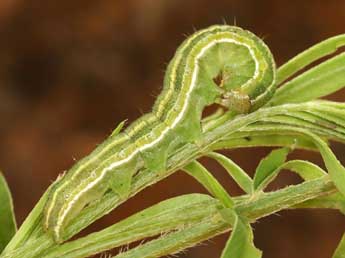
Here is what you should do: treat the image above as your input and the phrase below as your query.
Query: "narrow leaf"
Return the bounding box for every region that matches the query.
[238,124,345,196]
[253,147,291,191]
[270,53,345,105]
[207,152,253,194]
[308,109,345,130]
[253,126,345,196]
[2,175,62,255]
[333,234,345,258]
[289,111,345,135]
[306,132,345,197]
[0,172,17,253]
[282,160,326,181]
[258,115,345,142]
[183,161,234,208]
[221,215,261,258]
[252,159,326,193]
[213,129,317,151]
[277,34,345,84]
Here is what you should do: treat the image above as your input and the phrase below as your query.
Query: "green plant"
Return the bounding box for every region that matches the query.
[1,25,345,258]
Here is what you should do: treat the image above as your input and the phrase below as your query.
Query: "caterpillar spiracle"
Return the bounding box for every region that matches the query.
[44,25,276,242]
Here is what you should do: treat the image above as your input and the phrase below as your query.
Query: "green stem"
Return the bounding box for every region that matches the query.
[42,176,336,258]
[4,176,336,258]
[0,102,335,258]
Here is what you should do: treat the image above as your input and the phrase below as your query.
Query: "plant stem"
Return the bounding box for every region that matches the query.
[0,102,335,258]
[3,176,336,258]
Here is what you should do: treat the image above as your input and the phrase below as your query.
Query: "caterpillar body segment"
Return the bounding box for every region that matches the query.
[44,25,276,242]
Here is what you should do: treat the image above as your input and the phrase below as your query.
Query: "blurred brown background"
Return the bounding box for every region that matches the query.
[0,0,345,257]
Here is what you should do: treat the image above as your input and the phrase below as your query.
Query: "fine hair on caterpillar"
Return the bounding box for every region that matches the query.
[43,24,276,243]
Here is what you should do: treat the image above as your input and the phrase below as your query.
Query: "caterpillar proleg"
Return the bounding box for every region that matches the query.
[44,25,276,242]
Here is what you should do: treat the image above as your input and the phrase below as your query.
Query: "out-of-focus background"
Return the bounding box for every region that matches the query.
[0,1,344,257]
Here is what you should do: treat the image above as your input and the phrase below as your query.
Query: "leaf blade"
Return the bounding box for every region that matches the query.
[253,147,291,191]
[271,53,345,105]
[207,152,253,194]
[333,234,345,258]
[281,160,326,181]
[221,215,261,258]
[183,161,234,208]
[0,172,17,253]
[277,34,345,85]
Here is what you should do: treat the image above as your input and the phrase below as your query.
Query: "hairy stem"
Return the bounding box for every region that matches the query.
[46,177,336,258]
[0,102,336,258]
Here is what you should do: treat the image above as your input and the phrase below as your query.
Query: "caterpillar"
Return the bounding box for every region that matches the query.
[44,25,276,243]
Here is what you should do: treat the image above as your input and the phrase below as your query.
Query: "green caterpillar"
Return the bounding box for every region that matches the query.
[44,25,276,242]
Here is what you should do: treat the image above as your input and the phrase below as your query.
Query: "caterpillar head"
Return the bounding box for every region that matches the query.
[209,25,276,113]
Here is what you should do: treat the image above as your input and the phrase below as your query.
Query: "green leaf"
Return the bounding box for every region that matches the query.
[183,161,234,208]
[306,132,345,197]
[281,160,326,181]
[1,175,62,256]
[253,147,291,191]
[305,106,345,129]
[248,125,345,196]
[277,34,345,85]
[288,111,345,136]
[333,234,345,258]
[237,123,345,196]
[213,128,317,151]
[252,159,326,194]
[221,215,261,258]
[270,53,345,105]
[257,115,345,142]
[207,152,253,194]
[0,172,17,253]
